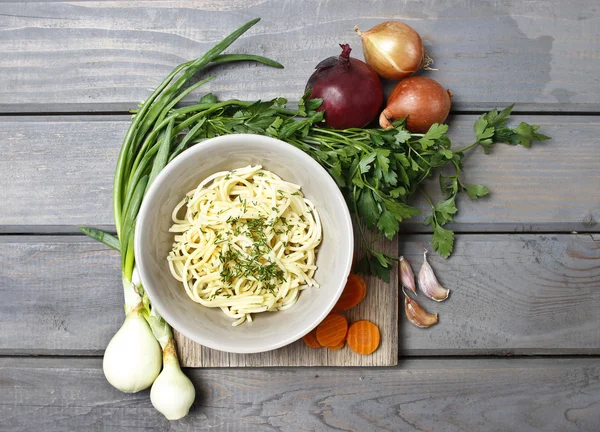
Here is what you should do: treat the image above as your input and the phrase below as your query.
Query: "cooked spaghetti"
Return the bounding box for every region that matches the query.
[167,165,322,326]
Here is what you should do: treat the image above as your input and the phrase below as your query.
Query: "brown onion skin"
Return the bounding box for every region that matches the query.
[357,21,424,81]
[306,44,383,129]
[380,76,452,133]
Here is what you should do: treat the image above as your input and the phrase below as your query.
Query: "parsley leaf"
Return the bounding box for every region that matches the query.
[481,104,514,128]
[356,253,391,283]
[434,196,457,225]
[296,88,312,116]
[359,153,377,174]
[375,149,391,173]
[394,128,411,144]
[418,123,449,148]
[266,116,283,136]
[513,122,551,147]
[328,160,345,187]
[377,210,399,240]
[383,199,420,223]
[357,189,379,229]
[465,184,490,199]
[432,224,455,258]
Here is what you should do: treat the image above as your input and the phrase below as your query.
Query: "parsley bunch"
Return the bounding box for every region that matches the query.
[159,96,548,281]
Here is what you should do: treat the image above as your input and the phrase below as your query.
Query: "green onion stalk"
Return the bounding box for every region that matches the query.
[80,18,285,420]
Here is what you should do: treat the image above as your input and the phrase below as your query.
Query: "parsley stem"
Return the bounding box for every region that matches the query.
[419,187,439,225]
[406,141,432,166]
[352,186,372,251]
[455,141,479,154]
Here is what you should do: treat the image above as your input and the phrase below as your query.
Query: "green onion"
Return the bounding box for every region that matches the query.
[83,18,285,421]
[79,227,120,252]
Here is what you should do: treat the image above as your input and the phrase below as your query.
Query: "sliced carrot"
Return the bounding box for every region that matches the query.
[303,329,323,349]
[346,320,380,355]
[316,313,348,348]
[334,274,367,311]
[327,341,345,350]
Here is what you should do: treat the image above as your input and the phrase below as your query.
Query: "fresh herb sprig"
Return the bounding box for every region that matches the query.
[419,104,551,260]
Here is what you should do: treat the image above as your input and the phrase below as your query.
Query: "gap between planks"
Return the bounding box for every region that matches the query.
[2,108,600,118]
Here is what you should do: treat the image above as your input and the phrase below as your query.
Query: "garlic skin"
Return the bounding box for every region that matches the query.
[151,339,196,420]
[103,307,162,393]
[404,294,438,328]
[399,256,416,293]
[418,250,450,301]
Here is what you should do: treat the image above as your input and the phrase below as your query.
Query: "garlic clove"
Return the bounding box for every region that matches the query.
[404,293,438,328]
[418,250,450,301]
[399,256,416,293]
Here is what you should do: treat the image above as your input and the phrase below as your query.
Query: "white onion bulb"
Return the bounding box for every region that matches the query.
[151,340,196,420]
[103,308,162,393]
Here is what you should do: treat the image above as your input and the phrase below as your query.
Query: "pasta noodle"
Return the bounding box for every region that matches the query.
[167,165,322,326]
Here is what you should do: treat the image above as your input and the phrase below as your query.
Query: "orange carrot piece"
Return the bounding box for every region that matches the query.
[346,320,380,355]
[334,274,367,311]
[303,329,323,349]
[327,341,345,350]
[316,313,348,348]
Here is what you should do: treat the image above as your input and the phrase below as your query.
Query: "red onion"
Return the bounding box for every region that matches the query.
[306,44,383,129]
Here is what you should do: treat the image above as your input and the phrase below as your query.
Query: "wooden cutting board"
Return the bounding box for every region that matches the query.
[174,227,398,367]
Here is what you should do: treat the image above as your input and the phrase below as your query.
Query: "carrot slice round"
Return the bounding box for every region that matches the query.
[316,313,348,348]
[327,341,345,350]
[334,274,367,311]
[346,320,380,355]
[303,328,323,349]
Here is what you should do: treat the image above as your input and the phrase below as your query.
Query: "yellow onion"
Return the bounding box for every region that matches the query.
[380,76,452,133]
[354,21,426,80]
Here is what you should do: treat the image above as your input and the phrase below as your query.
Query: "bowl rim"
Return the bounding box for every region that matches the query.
[134,133,354,354]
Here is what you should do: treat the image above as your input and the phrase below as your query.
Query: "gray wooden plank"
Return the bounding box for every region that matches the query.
[1,234,599,356]
[0,356,599,431]
[0,0,599,112]
[0,236,122,355]
[400,233,600,355]
[1,114,598,232]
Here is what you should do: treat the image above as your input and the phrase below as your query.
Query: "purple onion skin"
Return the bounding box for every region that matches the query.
[305,44,384,130]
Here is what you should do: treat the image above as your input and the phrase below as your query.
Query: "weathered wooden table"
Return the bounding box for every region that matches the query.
[1,1,599,430]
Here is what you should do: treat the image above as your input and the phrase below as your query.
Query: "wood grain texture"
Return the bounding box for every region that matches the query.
[1,356,599,431]
[1,114,599,233]
[0,236,122,355]
[1,234,599,356]
[400,233,600,355]
[0,0,599,112]
[175,226,398,367]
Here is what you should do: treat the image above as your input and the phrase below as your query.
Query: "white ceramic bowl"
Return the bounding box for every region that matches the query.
[135,134,353,354]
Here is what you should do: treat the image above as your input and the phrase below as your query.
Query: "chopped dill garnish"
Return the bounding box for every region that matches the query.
[217,216,286,288]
